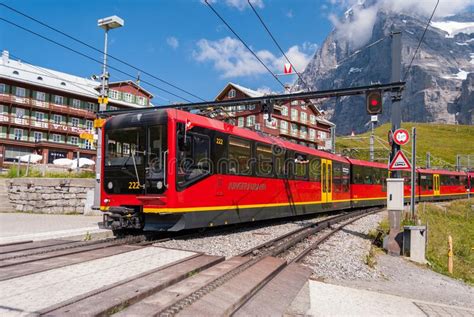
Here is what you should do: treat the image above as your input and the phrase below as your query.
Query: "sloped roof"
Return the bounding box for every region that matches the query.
[109,80,154,98]
[215,82,266,100]
[0,51,150,108]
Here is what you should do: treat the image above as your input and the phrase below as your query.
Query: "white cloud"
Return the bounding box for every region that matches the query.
[166,36,179,49]
[202,0,264,11]
[193,37,313,78]
[328,0,473,49]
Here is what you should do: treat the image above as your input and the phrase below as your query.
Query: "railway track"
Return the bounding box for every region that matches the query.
[1,207,382,316]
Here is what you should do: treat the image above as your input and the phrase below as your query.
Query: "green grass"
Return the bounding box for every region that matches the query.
[336,123,474,167]
[417,199,474,285]
[2,166,94,179]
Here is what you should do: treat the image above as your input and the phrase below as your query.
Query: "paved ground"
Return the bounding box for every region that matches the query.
[0,247,196,316]
[287,280,474,316]
[0,213,109,244]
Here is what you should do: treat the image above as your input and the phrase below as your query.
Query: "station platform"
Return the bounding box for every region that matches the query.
[288,280,474,316]
[0,213,110,244]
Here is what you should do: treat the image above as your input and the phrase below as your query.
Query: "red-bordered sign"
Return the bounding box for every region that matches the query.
[393,129,410,146]
[389,150,411,170]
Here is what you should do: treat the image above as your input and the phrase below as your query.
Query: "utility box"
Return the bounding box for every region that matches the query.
[387,178,404,211]
[402,226,427,264]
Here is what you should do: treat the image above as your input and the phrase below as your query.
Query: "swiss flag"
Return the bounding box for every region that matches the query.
[284,63,292,74]
[185,119,193,131]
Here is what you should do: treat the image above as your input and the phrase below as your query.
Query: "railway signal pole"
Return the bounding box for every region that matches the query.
[390,31,402,178]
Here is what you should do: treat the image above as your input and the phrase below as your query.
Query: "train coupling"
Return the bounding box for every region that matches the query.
[102,206,142,230]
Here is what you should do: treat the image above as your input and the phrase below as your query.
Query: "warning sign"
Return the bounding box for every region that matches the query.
[389,151,411,170]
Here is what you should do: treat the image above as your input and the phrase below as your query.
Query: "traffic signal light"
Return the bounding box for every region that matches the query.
[366,90,382,114]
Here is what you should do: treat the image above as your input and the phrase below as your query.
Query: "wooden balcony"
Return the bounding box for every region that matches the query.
[0,113,88,135]
[0,94,96,119]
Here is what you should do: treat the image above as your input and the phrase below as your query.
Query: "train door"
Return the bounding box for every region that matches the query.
[433,174,440,196]
[321,159,332,203]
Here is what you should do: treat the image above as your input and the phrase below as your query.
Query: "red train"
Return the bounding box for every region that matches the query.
[100,109,470,233]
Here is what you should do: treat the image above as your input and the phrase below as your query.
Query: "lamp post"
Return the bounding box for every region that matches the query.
[93,15,124,209]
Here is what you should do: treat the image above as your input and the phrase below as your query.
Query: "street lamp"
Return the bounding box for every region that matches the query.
[93,15,124,209]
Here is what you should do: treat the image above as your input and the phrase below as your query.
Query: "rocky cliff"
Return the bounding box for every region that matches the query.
[298,6,473,134]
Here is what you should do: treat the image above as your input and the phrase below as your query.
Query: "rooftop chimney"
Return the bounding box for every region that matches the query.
[2,50,9,64]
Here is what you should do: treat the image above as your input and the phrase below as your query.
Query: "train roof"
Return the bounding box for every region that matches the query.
[417,168,466,176]
[166,109,349,163]
[345,158,387,169]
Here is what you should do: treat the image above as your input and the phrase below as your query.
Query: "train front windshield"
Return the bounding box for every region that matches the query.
[104,125,167,195]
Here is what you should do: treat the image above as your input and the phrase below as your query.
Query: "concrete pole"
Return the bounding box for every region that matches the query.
[76,151,80,173]
[426,152,431,169]
[370,121,374,162]
[410,127,416,219]
[456,154,461,172]
[390,31,402,178]
[93,28,109,209]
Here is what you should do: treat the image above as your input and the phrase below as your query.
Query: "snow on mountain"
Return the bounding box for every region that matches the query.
[431,21,474,38]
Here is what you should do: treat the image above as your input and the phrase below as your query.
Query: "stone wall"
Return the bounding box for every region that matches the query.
[6,178,98,215]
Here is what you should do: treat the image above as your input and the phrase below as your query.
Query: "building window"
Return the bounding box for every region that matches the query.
[15,108,25,118]
[137,96,147,106]
[71,117,79,127]
[291,123,298,136]
[34,131,43,142]
[300,126,308,138]
[300,112,307,123]
[53,134,61,143]
[36,91,46,101]
[237,105,245,111]
[0,84,6,94]
[309,128,316,140]
[246,115,255,127]
[14,128,23,141]
[86,120,93,132]
[72,99,81,108]
[108,90,119,99]
[265,118,278,129]
[237,117,245,127]
[84,140,92,150]
[291,109,298,121]
[53,114,62,124]
[291,100,298,106]
[310,115,316,125]
[320,131,327,139]
[71,136,79,145]
[87,102,96,112]
[228,89,236,98]
[35,112,45,122]
[281,106,288,116]
[15,87,26,97]
[124,93,133,103]
[280,120,288,133]
[54,95,64,105]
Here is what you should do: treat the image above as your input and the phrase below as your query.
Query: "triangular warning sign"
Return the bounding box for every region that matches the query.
[389,151,411,170]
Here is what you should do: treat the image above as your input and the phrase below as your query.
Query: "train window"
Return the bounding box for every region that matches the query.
[176,133,210,188]
[294,153,308,180]
[342,164,350,192]
[274,148,286,178]
[309,156,321,181]
[333,163,342,192]
[146,125,168,194]
[228,137,252,175]
[256,143,273,177]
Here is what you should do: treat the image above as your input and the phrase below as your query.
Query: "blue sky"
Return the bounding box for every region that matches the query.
[1,0,342,104]
[2,0,472,105]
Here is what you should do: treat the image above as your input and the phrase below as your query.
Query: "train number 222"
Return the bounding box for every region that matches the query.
[128,182,142,189]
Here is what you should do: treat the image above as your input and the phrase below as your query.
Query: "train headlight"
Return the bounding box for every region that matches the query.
[103,198,110,204]
[157,181,163,190]
[107,181,113,190]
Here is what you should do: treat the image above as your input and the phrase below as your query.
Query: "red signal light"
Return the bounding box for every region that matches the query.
[366,91,382,114]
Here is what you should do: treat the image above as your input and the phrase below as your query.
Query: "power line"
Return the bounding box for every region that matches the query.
[204,0,286,89]
[247,0,309,91]
[0,3,206,102]
[0,17,194,103]
[403,0,439,81]
[335,35,389,68]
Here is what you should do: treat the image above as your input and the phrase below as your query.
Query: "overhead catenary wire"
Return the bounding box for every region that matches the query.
[247,0,309,91]
[403,0,440,81]
[0,3,206,102]
[204,0,286,89]
[335,35,389,68]
[0,17,194,103]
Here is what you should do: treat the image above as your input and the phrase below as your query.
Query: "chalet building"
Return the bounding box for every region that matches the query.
[213,82,335,150]
[0,50,153,166]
